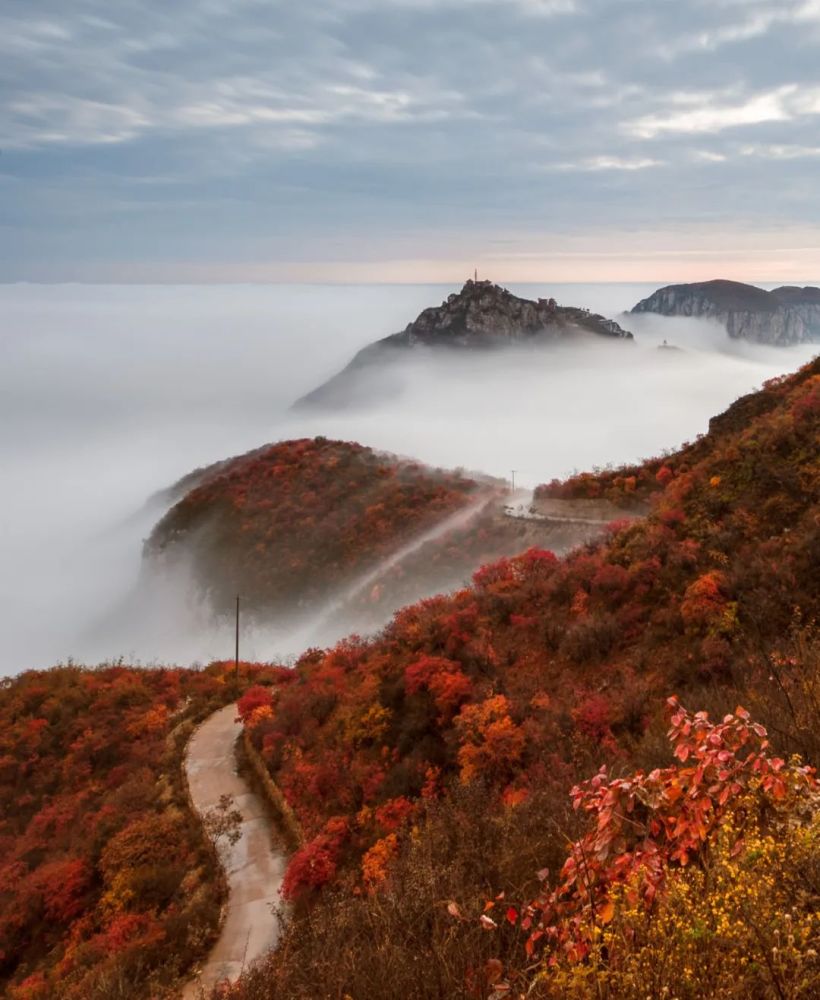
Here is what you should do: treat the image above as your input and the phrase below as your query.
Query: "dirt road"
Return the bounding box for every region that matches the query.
[182,704,286,998]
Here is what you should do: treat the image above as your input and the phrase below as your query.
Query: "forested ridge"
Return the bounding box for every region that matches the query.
[1,359,817,999]
[146,437,482,618]
[225,357,819,998]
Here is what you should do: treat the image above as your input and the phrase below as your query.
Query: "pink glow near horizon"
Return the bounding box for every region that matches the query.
[67,237,820,286]
[57,255,820,287]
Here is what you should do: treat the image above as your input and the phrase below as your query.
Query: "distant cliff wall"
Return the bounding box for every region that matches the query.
[631,281,820,346]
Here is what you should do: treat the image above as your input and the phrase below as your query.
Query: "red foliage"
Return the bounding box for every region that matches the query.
[405,656,472,719]
[147,438,480,618]
[455,696,526,784]
[0,660,282,997]
[97,912,165,953]
[237,684,274,722]
[281,820,348,901]
[29,859,91,924]
[243,357,819,897]
[571,693,614,744]
[680,570,729,629]
[517,699,816,964]
[536,463,664,507]
[374,797,415,833]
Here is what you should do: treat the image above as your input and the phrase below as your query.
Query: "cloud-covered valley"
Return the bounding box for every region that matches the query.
[1,281,815,675]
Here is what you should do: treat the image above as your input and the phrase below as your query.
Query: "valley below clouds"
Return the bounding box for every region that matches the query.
[1,280,816,675]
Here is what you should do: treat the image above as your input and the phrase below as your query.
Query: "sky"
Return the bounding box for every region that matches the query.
[2,0,820,283]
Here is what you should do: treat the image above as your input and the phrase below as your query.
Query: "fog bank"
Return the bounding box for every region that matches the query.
[1,282,815,675]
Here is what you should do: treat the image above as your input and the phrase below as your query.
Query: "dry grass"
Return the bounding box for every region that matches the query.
[218,781,577,1000]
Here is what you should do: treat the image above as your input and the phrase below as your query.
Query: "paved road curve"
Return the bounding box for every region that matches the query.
[183,704,286,998]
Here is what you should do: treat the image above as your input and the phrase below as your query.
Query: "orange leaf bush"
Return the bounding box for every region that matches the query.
[517,699,817,973]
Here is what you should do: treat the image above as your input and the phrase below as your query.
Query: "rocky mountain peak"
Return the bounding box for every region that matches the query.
[402,280,560,345]
[397,280,631,347]
[292,281,632,409]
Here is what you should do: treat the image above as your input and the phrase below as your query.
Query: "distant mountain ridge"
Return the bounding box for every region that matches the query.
[631,279,820,345]
[294,279,633,409]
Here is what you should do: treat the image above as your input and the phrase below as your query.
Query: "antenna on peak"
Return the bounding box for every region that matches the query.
[474,267,478,282]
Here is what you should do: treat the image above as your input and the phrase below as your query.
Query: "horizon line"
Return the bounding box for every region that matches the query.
[3,277,820,288]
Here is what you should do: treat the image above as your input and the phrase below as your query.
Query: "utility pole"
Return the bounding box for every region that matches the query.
[234,594,240,682]
[511,470,517,494]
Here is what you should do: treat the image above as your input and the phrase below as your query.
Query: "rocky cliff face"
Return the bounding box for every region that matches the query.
[294,280,632,409]
[631,279,820,346]
[391,279,632,347]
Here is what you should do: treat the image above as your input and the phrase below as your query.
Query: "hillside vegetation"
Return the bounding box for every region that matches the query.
[146,438,482,620]
[3,360,816,1000]
[324,499,609,636]
[224,357,819,998]
[0,661,279,1000]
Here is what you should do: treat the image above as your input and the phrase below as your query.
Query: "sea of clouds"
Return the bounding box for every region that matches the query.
[1,281,816,675]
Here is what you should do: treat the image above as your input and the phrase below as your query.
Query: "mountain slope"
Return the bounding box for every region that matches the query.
[145,438,624,639]
[246,355,819,879]
[145,438,485,621]
[221,356,819,999]
[0,661,282,1000]
[294,280,633,409]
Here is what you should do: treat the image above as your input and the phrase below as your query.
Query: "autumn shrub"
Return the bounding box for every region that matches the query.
[453,695,526,784]
[503,700,820,999]
[0,659,280,999]
[536,460,664,507]
[213,781,579,1000]
[405,655,473,721]
[281,817,350,902]
[237,684,275,722]
[529,817,820,999]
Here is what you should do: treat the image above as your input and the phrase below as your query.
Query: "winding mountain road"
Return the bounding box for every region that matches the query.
[183,704,286,998]
[179,493,645,996]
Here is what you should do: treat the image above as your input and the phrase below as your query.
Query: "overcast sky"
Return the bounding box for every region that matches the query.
[3,0,820,283]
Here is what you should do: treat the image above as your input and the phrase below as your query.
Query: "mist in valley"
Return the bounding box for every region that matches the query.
[1,281,816,677]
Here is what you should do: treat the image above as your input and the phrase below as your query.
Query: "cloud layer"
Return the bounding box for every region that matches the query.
[2,0,820,280]
[1,281,816,674]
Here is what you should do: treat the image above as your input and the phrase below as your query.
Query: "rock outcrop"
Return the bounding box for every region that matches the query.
[631,279,820,346]
[294,280,632,409]
[387,280,632,347]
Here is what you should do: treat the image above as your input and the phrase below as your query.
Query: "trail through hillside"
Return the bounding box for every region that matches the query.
[183,704,286,998]
[305,489,497,637]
